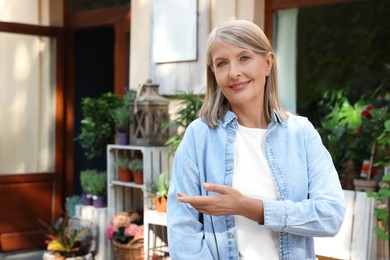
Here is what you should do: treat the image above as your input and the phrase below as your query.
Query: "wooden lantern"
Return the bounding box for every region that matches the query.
[129,79,169,146]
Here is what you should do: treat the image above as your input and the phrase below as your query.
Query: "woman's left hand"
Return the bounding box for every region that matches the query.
[177,183,263,223]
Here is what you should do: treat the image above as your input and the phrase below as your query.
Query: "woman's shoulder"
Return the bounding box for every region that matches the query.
[284,112,316,132]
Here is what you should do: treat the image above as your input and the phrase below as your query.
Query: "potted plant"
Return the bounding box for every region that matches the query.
[151,173,169,212]
[114,106,131,145]
[163,91,203,155]
[115,157,133,182]
[89,171,107,208]
[42,215,93,260]
[74,92,123,159]
[129,159,143,185]
[353,105,389,191]
[106,210,144,260]
[316,89,366,189]
[80,170,94,206]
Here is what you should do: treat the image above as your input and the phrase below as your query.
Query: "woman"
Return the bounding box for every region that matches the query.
[167,20,345,260]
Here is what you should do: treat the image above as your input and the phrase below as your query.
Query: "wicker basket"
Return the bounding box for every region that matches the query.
[112,236,144,260]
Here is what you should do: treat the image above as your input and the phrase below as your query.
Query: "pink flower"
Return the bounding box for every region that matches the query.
[111,212,131,228]
[124,223,139,237]
[106,224,116,240]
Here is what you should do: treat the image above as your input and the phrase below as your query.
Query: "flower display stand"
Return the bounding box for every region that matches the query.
[107,144,171,259]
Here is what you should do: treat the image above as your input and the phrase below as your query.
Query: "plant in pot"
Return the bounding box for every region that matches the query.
[114,106,131,145]
[41,214,93,260]
[316,89,366,189]
[80,170,94,206]
[353,105,389,191]
[106,210,144,260]
[129,159,143,185]
[74,92,122,159]
[115,157,133,182]
[89,171,107,208]
[163,91,203,155]
[151,172,169,212]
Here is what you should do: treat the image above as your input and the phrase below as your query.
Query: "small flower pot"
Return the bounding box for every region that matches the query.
[81,193,92,206]
[92,195,106,208]
[132,170,144,185]
[118,167,133,182]
[117,132,129,145]
[154,197,167,212]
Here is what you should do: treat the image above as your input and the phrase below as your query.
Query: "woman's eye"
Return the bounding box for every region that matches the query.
[216,61,226,67]
[240,56,249,62]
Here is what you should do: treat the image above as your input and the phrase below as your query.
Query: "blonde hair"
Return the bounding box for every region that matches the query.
[199,20,287,127]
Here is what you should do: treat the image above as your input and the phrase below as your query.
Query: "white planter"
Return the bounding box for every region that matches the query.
[42,251,93,260]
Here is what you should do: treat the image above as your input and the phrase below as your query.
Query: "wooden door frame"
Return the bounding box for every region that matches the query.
[0,21,65,250]
[264,0,358,44]
[63,2,130,196]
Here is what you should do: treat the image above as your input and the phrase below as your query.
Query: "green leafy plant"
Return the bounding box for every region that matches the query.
[151,172,169,198]
[368,174,390,242]
[114,157,130,169]
[113,106,131,133]
[317,89,366,180]
[129,159,143,171]
[89,171,107,196]
[75,92,123,159]
[164,91,203,154]
[355,105,390,180]
[80,169,94,194]
[41,215,92,258]
[65,195,82,218]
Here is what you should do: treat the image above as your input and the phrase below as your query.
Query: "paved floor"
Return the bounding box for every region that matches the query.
[0,249,44,260]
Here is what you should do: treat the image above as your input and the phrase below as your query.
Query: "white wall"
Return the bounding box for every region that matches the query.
[129,0,266,95]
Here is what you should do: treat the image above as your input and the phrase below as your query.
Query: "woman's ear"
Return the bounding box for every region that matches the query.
[266,52,274,76]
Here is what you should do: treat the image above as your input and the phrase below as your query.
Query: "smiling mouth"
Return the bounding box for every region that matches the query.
[230,80,251,90]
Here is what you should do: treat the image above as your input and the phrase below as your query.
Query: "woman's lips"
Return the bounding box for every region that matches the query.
[230,80,251,90]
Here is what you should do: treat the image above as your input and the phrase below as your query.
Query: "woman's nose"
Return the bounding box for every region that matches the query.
[229,63,241,78]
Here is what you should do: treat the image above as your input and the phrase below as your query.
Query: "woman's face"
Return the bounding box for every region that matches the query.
[210,41,273,110]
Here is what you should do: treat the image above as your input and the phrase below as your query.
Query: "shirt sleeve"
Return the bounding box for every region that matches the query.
[263,120,346,237]
[167,127,215,259]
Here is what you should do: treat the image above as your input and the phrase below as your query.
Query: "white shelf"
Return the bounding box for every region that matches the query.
[144,210,167,226]
[110,180,144,189]
[106,144,170,260]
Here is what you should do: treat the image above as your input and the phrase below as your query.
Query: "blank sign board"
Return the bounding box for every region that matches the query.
[152,0,197,63]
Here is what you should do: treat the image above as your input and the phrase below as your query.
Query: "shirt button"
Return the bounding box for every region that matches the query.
[229,233,235,239]
[228,138,233,143]
[227,165,232,171]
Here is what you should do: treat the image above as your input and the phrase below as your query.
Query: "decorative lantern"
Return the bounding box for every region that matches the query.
[129,79,170,146]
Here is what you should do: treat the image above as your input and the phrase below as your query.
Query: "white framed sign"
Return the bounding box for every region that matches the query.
[152,0,197,63]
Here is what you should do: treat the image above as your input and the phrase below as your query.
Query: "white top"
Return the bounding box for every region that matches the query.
[233,124,280,259]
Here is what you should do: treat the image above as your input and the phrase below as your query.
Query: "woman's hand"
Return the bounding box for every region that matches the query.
[177,183,264,223]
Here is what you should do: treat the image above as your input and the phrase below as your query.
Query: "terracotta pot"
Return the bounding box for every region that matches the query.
[118,167,133,182]
[154,197,167,212]
[132,170,144,184]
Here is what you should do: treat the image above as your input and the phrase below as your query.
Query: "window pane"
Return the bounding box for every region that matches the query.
[0,33,56,174]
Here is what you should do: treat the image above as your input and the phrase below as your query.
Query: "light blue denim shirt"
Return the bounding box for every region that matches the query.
[167,111,346,260]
